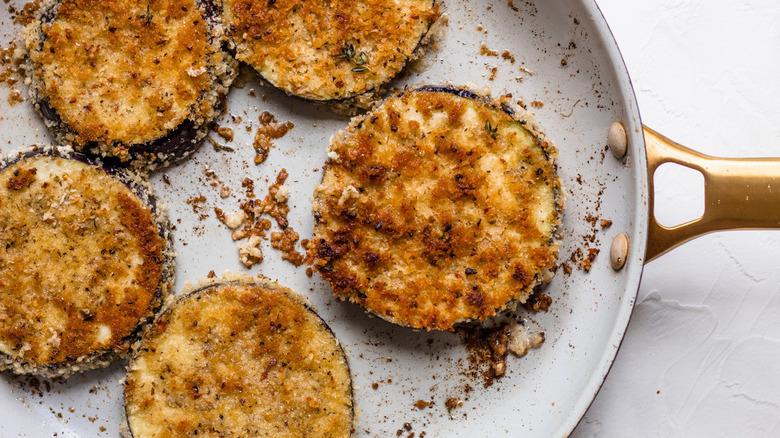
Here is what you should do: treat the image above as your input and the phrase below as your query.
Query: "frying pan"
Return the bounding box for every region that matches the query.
[0,0,774,436]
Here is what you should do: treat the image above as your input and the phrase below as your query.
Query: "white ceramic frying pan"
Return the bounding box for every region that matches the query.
[1,0,774,436]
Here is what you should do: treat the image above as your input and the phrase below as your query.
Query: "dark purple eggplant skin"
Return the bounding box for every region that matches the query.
[124,119,199,162]
[413,85,481,100]
[36,99,203,166]
[412,85,518,117]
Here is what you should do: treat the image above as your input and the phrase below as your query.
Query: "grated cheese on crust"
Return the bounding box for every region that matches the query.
[310,86,565,331]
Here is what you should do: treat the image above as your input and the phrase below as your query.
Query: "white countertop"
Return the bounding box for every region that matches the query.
[574,0,780,436]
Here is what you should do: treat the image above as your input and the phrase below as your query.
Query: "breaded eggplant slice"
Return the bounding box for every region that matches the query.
[23,0,237,167]
[310,86,565,331]
[123,274,354,438]
[221,0,439,102]
[0,145,175,377]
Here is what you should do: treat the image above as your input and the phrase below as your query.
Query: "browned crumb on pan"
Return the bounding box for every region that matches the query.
[241,177,255,198]
[253,111,294,165]
[501,50,515,63]
[568,210,610,272]
[579,248,599,272]
[444,397,463,414]
[215,125,234,142]
[523,289,552,312]
[215,169,305,268]
[11,1,42,25]
[413,399,432,410]
[0,41,26,105]
[459,320,545,388]
[186,195,208,220]
[479,44,498,57]
[271,228,305,266]
[487,66,498,81]
[460,323,511,387]
[260,169,291,228]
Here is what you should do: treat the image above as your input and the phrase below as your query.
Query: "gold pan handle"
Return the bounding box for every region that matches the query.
[644,126,780,262]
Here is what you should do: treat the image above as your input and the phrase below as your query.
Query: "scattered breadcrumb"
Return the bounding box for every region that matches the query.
[214,169,305,268]
[270,229,305,266]
[580,248,599,272]
[479,44,498,57]
[414,400,432,410]
[238,235,264,267]
[460,320,545,387]
[507,324,545,357]
[216,126,234,142]
[253,112,294,164]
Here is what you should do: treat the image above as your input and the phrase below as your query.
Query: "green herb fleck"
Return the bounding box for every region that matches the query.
[208,136,235,153]
[485,120,498,140]
[335,43,369,73]
[355,51,368,66]
[139,5,153,25]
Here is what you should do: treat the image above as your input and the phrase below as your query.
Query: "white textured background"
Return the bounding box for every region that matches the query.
[574,0,780,436]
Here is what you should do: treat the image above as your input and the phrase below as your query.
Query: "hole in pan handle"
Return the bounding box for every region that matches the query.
[644,126,780,263]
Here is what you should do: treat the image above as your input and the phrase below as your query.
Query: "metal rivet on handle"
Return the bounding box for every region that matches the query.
[608,122,627,159]
[610,233,629,270]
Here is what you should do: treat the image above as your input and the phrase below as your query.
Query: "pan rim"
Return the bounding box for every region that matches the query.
[559,0,650,435]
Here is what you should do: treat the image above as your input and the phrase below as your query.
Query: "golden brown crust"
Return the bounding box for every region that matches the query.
[222,0,439,101]
[23,0,236,163]
[0,146,174,375]
[124,276,354,438]
[310,87,564,331]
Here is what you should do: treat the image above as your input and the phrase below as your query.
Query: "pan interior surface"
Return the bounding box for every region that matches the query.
[0,0,645,436]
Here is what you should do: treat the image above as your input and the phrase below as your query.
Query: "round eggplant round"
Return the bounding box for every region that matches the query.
[122,274,354,438]
[310,85,565,331]
[0,144,175,378]
[221,0,440,104]
[22,0,238,168]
